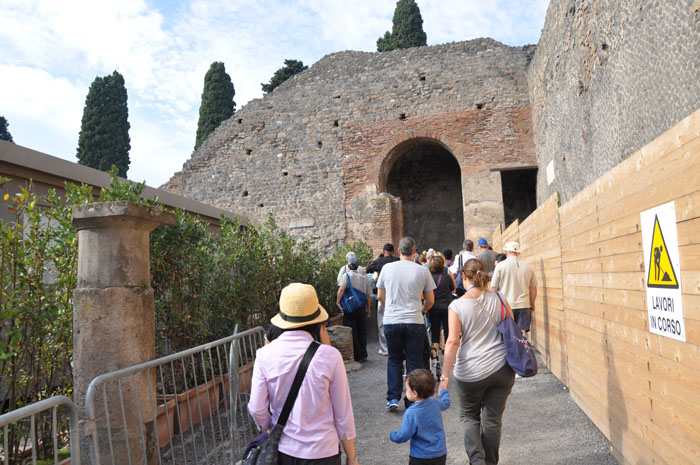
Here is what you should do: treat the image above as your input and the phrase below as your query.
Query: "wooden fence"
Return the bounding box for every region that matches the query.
[492,108,700,465]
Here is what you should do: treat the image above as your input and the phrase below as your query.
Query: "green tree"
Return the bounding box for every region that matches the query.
[76,71,130,177]
[0,116,13,143]
[261,59,308,94]
[377,0,427,52]
[195,61,236,150]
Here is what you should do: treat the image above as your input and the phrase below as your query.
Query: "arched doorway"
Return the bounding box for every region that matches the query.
[380,139,464,253]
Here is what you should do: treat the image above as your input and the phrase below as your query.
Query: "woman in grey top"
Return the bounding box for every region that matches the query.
[439,259,515,465]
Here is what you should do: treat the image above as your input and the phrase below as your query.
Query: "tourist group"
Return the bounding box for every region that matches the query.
[245,235,537,465]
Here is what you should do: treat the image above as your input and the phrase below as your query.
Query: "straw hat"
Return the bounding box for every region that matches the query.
[271,283,329,330]
[503,241,520,253]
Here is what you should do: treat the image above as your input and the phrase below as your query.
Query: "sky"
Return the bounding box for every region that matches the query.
[0,0,549,188]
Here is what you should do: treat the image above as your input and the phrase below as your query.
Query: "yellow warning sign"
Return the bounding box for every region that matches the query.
[647,215,679,288]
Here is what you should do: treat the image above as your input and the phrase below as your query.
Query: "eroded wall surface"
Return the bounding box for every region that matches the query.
[165,39,535,250]
[529,0,700,204]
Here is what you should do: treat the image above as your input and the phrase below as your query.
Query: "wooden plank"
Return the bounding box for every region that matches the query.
[592,137,700,223]
[565,296,647,331]
[562,252,645,274]
[561,232,643,263]
[650,377,700,442]
[648,353,700,404]
[685,318,700,346]
[563,271,645,291]
[681,293,700,320]
[563,286,646,311]
[677,216,700,247]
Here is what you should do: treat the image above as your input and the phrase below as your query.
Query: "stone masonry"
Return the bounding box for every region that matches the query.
[166,1,700,251]
[165,39,536,253]
[529,0,700,204]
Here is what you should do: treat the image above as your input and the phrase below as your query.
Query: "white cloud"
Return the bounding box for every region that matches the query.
[0,0,548,188]
[0,65,85,160]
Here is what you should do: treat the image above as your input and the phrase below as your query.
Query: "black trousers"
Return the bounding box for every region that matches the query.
[409,454,446,465]
[279,451,341,465]
[343,309,368,361]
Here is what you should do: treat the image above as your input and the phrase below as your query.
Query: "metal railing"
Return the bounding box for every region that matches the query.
[0,395,81,465]
[83,326,264,465]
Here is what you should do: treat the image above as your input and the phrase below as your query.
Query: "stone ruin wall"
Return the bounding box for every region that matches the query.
[529,0,700,204]
[165,39,536,252]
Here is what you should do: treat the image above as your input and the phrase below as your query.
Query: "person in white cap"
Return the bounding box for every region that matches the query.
[490,242,537,339]
[337,252,365,285]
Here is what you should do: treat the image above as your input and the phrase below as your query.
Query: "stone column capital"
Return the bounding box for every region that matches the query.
[72,200,176,231]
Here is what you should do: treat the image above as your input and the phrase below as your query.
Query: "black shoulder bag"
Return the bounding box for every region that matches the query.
[241,341,321,465]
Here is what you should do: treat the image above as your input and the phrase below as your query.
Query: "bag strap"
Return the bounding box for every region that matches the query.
[467,289,500,328]
[345,272,361,302]
[277,341,320,427]
[436,272,443,288]
[494,292,507,321]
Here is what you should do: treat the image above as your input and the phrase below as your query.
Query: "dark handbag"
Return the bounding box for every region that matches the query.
[340,272,367,313]
[240,341,321,465]
[473,291,538,378]
[454,254,466,297]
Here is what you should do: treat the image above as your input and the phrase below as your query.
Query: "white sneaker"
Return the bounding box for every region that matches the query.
[515,374,522,379]
[378,349,388,356]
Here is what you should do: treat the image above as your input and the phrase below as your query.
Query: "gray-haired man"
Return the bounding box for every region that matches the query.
[377,236,435,409]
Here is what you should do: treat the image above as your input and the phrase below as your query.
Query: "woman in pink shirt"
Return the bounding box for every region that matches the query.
[248,283,360,465]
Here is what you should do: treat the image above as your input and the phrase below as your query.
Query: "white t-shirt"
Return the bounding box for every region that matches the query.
[338,269,372,297]
[377,259,436,325]
[337,265,365,285]
[448,251,477,275]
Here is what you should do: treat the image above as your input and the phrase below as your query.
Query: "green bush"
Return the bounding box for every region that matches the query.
[0,170,372,426]
[150,212,372,355]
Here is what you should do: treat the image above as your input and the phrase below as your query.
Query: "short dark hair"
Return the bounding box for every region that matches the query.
[463,239,474,252]
[443,249,453,260]
[383,243,395,252]
[496,253,506,263]
[348,262,358,270]
[406,369,435,399]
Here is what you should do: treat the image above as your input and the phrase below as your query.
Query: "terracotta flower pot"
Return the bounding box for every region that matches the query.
[219,363,254,407]
[156,397,178,447]
[174,377,221,434]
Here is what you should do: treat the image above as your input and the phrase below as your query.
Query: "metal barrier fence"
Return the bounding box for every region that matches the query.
[0,395,81,465]
[83,326,265,465]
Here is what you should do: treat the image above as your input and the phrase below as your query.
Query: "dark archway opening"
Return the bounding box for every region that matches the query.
[386,142,464,253]
[500,168,537,228]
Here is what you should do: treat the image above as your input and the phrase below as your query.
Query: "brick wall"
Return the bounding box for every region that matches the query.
[343,106,536,249]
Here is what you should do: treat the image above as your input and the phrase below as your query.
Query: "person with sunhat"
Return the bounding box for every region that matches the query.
[490,241,538,340]
[249,283,360,465]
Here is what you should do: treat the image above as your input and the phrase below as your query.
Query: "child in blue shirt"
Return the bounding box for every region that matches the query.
[390,369,450,465]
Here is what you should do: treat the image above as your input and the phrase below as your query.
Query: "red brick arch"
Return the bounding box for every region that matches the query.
[342,106,535,249]
[377,137,459,193]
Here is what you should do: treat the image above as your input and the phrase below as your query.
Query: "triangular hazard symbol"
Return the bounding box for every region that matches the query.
[647,215,679,289]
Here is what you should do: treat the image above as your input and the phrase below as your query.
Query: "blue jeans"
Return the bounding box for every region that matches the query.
[384,323,425,402]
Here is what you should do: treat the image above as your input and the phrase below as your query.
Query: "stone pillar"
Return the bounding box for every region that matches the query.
[72,201,174,464]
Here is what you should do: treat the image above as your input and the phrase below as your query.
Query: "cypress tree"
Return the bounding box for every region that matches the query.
[261,59,308,94]
[76,71,130,177]
[195,62,236,150]
[377,0,427,52]
[0,117,13,143]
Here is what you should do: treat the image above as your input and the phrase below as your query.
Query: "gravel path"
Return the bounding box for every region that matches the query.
[346,341,618,465]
